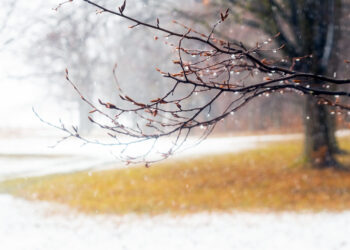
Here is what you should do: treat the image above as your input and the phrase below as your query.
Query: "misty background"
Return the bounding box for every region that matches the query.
[4,0,349,137]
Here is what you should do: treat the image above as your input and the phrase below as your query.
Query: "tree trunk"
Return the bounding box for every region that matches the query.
[220,0,343,168]
[300,0,342,169]
[304,97,338,168]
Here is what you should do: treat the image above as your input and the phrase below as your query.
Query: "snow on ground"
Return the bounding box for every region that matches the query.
[0,194,349,250]
[1,132,350,250]
[1,130,348,180]
[2,129,350,180]
[0,133,304,180]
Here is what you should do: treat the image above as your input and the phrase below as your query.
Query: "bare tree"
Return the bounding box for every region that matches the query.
[179,0,350,167]
[44,0,350,168]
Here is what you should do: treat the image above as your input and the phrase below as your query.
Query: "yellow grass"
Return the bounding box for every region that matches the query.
[2,138,350,215]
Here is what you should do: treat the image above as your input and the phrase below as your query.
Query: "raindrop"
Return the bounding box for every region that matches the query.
[231,54,236,59]
[306,116,310,120]
[273,50,277,53]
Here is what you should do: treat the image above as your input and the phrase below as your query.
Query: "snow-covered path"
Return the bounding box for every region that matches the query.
[0,194,349,250]
[0,133,303,180]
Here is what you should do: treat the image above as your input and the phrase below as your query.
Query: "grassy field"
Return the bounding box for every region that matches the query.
[2,139,350,215]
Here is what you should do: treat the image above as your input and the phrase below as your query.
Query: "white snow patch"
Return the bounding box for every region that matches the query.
[0,194,349,250]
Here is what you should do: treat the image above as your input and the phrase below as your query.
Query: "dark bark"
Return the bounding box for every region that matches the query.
[239,0,344,168]
[304,97,338,168]
[246,0,344,168]
[301,0,343,168]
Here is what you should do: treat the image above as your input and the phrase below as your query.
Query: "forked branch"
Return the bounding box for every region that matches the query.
[45,0,350,166]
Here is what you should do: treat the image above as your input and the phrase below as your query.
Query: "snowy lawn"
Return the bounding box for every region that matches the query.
[0,194,349,250]
[1,133,350,250]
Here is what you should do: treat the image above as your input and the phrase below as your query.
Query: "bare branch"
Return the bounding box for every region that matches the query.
[43,0,350,166]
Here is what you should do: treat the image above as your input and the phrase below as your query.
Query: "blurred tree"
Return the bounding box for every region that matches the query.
[27,3,108,133]
[30,0,178,134]
[194,0,347,168]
